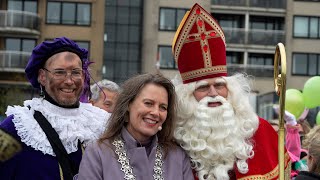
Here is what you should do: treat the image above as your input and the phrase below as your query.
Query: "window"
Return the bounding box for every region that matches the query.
[226,51,243,64]
[62,3,75,24]
[116,43,128,61]
[6,38,36,52]
[292,53,320,75]
[293,16,320,38]
[8,0,38,13]
[214,14,244,28]
[5,38,36,68]
[129,26,140,43]
[176,9,187,29]
[46,2,60,24]
[214,14,246,44]
[159,8,188,31]
[159,8,175,30]
[128,44,139,61]
[77,4,91,25]
[117,25,129,42]
[103,0,143,83]
[74,41,90,52]
[46,1,91,25]
[22,39,36,52]
[130,7,141,25]
[158,46,176,69]
[7,0,39,29]
[6,39,20,51]
[117,7,129,24]
[248,53,274,66]
[250,16,284,30]
[257,92,279,120]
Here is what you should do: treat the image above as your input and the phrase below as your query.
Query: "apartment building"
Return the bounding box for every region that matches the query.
[122,0,285,118]
[210,0,286,119]
[113,0,317,121]
[1,0,319,121]
[286,0,320,125]
[0,0,105,117]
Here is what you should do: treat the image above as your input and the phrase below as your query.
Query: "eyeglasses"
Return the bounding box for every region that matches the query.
[42,68,84,80]
[195,82,227,92]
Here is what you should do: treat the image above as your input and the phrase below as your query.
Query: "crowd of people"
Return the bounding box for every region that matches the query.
[1,3,319,180]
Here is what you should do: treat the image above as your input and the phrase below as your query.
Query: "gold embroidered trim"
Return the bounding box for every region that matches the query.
[284,156,292,180]
[237,152,291,180]
[59,163,64,180]
[0,129,22,162]
[172,10,190,53]
[174,5,225,62]
[197,16,211,68]
[184,31,220,44]
[181,65,227,81]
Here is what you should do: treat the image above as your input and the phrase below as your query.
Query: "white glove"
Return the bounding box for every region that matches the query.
[284,111,297,126]
[273,105,297,126]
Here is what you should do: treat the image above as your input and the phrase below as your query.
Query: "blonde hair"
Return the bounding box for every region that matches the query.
[302,125,320,149]
[306,127,320,173]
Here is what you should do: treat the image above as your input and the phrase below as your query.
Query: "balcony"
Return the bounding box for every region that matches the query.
[0,10,40,37]
[249,0,286,9]
[223,28,285,46]
[211,0,247,7]
[212,0,286,9]
[227,64,274,77]
[0,51,31,72]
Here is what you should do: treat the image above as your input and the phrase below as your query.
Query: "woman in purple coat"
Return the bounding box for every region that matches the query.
[78,73,194,180]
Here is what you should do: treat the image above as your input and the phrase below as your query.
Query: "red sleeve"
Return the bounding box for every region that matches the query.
[192,169,198,180]
[235,117,291,180]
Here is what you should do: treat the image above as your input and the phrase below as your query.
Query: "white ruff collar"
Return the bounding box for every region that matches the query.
[5,98,110,156]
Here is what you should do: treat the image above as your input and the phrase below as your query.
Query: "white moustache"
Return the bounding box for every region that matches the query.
[195,96,234,125]
[198,96,228,107]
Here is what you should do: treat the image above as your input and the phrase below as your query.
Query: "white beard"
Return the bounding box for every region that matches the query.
[174,96,258,180]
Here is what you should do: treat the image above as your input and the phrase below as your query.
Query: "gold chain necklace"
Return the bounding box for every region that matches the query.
[112,137,164,180]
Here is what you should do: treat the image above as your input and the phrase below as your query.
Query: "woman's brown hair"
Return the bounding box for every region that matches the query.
[98,73,177,154]
[307,132,320,173]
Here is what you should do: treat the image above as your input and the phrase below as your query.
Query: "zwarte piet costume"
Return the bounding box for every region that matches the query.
[0,37,110,180]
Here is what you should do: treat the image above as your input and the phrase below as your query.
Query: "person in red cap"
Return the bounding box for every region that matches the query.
[0,37,110,180]
[172,4,291,180]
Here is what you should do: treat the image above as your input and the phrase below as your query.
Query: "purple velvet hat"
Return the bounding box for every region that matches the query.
[25,37,92,102]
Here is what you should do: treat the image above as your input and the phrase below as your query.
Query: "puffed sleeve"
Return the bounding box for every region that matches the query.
[0,115,22,179]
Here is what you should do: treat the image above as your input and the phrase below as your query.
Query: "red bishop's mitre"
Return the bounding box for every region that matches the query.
[172,3,227,84]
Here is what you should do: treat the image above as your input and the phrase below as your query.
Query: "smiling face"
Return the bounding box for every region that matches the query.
[91,88,118,113]
[193,77,228,107]
[126,83,168,142]
[38,52,84,106]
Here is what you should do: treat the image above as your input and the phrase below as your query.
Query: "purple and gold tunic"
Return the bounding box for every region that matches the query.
[0,98,109,180]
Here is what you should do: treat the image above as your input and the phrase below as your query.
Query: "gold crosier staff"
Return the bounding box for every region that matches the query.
[273,43,287,180]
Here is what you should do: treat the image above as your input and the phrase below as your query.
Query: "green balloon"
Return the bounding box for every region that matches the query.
[317,111,320,125]
[285,89,305,119]
[303,76,320,109]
